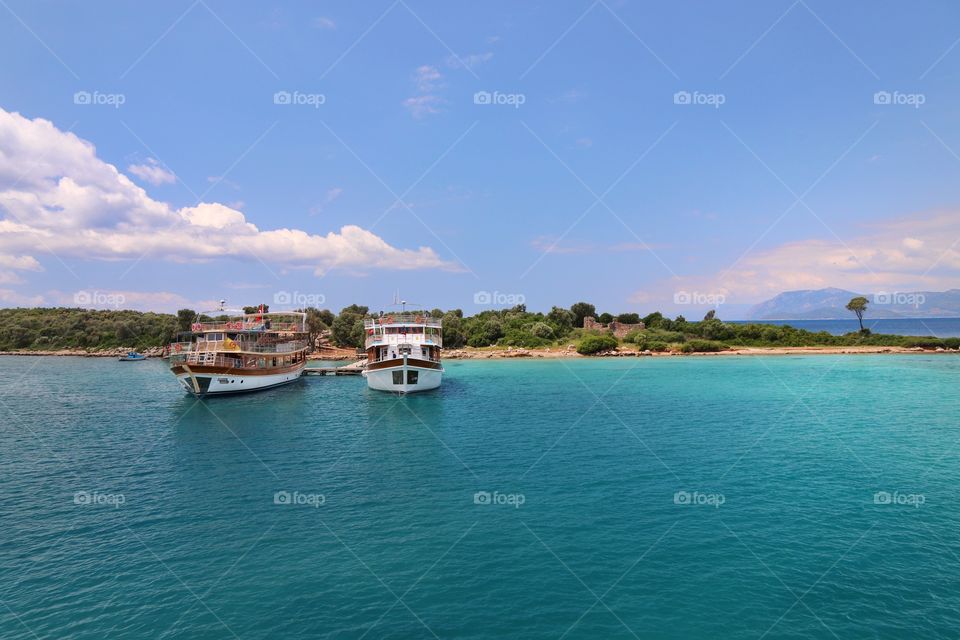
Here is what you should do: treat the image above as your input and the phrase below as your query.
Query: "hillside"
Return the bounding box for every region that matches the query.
[747,288,960,319]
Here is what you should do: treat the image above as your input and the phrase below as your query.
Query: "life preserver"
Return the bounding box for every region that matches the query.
[415,315,424,323]
[384,316,394,324]
[174,343,182,352]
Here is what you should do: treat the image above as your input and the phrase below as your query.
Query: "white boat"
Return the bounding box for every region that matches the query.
[362,312,443,393]
[167,309,309,396]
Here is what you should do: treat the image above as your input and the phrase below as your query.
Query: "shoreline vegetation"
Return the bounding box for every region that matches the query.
[0,305,958,359]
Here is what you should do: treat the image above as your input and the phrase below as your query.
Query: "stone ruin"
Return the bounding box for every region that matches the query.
[582,316,645,339]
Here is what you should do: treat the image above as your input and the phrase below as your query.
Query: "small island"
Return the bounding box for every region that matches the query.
[0,298,957,359]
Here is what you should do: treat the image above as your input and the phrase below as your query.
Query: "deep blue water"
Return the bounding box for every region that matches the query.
[3,355,960,639]
[732,317,960,337]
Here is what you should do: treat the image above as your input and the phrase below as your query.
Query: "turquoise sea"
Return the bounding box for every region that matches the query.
[3,355,960,639]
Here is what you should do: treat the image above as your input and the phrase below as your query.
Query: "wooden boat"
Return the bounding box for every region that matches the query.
[167,308,309,396]
[118,351,146,361]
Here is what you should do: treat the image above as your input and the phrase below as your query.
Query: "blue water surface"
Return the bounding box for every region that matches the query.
[2,355,959,639]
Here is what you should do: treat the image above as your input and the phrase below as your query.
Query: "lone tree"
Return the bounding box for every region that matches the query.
[846,296,869,332]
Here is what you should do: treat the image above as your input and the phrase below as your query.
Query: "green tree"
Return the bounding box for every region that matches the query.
[569,302,596,328]
[304,308,329,347]
[846,296,869,332]
[530,322,554,339]
[616,313,641,324]
[242,304,270,314]
[546,306,575,334]
[176,309,196,333]
[441,313,466,348]
[597,312,614,324]
[642,311,665,329]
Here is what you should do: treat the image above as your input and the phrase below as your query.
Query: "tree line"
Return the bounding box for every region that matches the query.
[0,301,955,353]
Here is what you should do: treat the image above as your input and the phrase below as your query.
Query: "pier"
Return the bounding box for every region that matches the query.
[303,360,366,377]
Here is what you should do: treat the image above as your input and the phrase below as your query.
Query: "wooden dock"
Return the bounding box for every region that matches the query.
[303,360,366,377]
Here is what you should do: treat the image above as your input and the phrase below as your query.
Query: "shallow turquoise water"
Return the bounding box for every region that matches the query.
[2,355,960,639]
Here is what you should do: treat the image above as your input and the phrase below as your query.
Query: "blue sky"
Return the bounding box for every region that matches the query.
[1,1,959,318]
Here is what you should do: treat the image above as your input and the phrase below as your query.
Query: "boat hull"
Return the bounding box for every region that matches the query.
[364,358,442,393]
[171,361,306,396]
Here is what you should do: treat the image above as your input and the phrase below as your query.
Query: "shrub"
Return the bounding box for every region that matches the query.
[679,340,729,353]
[901,337,946,349]
[577,334,619,355]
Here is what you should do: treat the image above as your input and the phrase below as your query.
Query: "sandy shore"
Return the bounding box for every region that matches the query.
[444,345,958,358]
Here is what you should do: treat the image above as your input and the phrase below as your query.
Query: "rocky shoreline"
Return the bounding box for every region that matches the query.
[1,345,957,359]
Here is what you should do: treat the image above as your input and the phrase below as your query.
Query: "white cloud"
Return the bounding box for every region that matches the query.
[447,52,494,70]
[414,65,442,92]
[127,158,176,186]
[312,16,336,29]
[0,288,44,306]
[631,210,960,307]
[403,94,444,118]
[0,108,456,274]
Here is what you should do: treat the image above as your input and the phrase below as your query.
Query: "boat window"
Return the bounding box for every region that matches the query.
[407,371,418,385]
[392,371,403,385]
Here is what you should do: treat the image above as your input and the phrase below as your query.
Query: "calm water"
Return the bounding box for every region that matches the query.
[733,317,960,337]
[2,355,960,639]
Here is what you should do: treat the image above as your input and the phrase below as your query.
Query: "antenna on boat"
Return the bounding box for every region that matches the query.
[218,299,226,312]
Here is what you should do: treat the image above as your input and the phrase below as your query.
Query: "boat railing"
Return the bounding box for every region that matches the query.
[363,314,442,329]
[365,353,442,365]
[365,335,443,349]
[190,320,304,333]
[168,340,308,355]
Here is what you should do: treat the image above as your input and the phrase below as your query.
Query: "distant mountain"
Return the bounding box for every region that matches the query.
[747,288,960,320]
